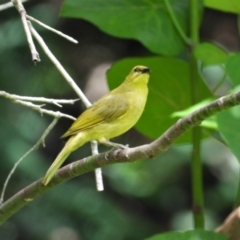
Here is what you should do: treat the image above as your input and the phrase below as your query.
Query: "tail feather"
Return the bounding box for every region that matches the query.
[42,145,71,185]
[43,132,86,186]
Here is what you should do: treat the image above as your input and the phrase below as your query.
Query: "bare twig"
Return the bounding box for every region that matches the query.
[1,89,240,224]
[91,141,104,191]
[28,21,104,191]
[5,0,103,195]
[0,118,59,205]
[0,90,76,119]
[27,15,78,44]
[0,91,79,108]
[0,0,28,11]
[28,22,90,106]
[12,0,40,63]
[14,100,76,120]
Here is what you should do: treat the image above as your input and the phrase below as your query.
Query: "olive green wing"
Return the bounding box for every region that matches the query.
[61,94,130,138]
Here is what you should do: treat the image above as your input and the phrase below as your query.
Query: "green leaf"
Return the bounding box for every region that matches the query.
[194,43,228,67]
[145,229,227,240]
[171,99,218,130]
[171,99,212,117]
[226,53,240,86]
[107,57,212,143]
[204,0,240,14]
[61,0,190,56]
[217,104,240,161]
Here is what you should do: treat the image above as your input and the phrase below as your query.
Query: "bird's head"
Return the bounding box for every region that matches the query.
[125,65,150,85]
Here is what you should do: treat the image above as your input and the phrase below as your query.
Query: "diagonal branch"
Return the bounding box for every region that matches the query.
[0,0,28,12]
[28,21,103,191]
[0,90,240,224]
[26,15,78,44]
[28,22,90,107]
[0,118,59,204]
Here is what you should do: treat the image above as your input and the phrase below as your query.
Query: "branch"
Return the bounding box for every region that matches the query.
[0,91,78,197]
[91,141,104,191]
[0,0,28,11]
[28,21,103,191]
[0,90,77,120]
[26,15,78,44]
[4,3,105,192]
[9,0,102,191]
[0,90,79,107]
[15,99,77,120]
[28,22,90,107]
[0,118,59,204]
[12,0,40,63]
[1,90,240,224]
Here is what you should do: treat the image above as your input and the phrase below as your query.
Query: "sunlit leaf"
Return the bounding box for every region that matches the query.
[204,0,240,13]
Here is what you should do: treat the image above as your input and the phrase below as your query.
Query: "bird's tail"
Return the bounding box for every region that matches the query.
[42,143,71,186]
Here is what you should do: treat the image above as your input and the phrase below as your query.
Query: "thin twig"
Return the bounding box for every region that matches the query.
[0,0,28,11]
[1,90,240,224]
[0,91,79,108]
[28,21,90,106]
[28,21,104,191]
[27,15,78,44]
[0,118,59,204]
[14,100,76,120]
[11,0,40,62]
[91,141,104,191]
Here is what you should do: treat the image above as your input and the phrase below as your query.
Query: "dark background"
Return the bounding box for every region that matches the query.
[0,0,239,239]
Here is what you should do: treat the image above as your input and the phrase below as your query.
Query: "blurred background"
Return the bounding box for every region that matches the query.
[0,0,239,239]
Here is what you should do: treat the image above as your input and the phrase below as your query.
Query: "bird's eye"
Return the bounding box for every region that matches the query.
[134,68,141,73]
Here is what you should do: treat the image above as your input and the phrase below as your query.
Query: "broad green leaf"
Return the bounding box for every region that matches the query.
[61,0,190,56]
[107,57,212,143]
[145,229,227,240]
[194,43,228,67]
[226,53,240,86]
[204,0,240,13]
[217,105,240,161]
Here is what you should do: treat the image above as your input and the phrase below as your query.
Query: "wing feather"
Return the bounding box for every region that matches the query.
[61,93,129,138]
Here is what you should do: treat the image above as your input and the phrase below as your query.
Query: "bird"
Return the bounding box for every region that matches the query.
[42,65,150,185]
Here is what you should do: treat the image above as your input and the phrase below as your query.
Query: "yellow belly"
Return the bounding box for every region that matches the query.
[70,90,147,150]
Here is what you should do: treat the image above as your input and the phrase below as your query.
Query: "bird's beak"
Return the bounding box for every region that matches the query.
[142,68,150,74]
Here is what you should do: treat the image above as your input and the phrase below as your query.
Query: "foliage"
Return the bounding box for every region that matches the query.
[145,229,226,240]
[1,0,240,239]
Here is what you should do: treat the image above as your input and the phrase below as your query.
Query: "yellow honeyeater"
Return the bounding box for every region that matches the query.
[42,65,150,185]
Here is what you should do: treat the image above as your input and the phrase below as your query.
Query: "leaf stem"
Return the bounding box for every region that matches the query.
[189,0,204,229]
[191,126,204,227]
[164,0,191,45]
[190,0,200,45]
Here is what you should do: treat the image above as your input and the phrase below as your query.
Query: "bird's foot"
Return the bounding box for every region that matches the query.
[101,140,129,149]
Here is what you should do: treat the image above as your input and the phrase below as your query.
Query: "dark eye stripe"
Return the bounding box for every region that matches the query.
[134,67,150,73]
[134,68,141,73]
